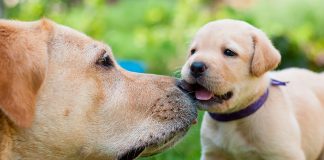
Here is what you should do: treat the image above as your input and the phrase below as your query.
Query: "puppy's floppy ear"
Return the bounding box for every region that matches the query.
[0,19,52,127]
[250,29,281,77]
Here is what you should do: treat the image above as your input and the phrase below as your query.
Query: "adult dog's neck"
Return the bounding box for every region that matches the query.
[0,112,87,159]
[0,111,16,159]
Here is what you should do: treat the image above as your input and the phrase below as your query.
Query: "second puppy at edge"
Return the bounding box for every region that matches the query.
[181,19,324,160]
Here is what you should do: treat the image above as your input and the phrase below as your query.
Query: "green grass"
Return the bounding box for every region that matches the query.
[140,111,205,160]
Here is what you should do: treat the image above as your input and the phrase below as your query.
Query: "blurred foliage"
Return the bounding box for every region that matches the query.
[1,0,324,159]
[2,0,324,74]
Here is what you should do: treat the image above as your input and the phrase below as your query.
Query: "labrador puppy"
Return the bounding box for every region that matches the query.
[0,19,197,160]
[181,19,324,160]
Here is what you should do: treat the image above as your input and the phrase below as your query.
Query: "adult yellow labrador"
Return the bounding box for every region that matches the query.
[0,19,197,160]
[181,19,324,160]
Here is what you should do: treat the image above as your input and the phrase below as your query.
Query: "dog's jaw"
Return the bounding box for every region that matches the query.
[140,129,188,157]
[120,128,189,159]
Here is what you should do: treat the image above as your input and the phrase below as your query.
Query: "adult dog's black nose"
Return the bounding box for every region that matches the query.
[190,61,207,78]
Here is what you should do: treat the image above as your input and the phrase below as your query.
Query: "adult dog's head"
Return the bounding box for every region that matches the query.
[0,19,197,159]
[181,19,281,113]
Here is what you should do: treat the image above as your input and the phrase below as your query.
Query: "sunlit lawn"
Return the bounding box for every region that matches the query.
[141,111,205,160]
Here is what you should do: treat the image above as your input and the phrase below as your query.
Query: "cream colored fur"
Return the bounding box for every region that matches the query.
[181,19,324,160]
[0,19,197,160]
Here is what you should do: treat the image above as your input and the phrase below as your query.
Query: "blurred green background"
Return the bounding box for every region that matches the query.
[1,0,323,159]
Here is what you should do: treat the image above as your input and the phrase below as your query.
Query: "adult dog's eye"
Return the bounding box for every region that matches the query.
[190,48,196,55]
[224,49,237,57]
[97,51,113,68]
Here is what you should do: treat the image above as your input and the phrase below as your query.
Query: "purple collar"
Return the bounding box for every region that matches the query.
[208,79,287,122]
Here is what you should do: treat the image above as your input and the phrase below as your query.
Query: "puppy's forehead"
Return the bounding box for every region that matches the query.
[204,20,253,30]
[192,20,254,47]
[197,20,253,37]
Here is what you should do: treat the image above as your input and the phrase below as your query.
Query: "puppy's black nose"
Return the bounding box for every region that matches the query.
[190,61,207,78]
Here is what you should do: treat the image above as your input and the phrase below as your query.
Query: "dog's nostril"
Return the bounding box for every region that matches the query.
[190,61,207,78]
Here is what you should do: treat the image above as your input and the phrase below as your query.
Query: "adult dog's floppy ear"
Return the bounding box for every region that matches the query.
[0,19,52,127]
[250,29,281,77]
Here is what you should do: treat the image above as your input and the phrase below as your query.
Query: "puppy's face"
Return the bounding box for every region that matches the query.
[0,19,197,159]
[181,20,280,113]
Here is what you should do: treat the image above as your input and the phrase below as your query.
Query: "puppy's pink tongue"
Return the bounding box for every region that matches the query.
[195,88,213,100]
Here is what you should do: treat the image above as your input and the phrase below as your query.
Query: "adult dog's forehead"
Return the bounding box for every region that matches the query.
[51,24,113,62]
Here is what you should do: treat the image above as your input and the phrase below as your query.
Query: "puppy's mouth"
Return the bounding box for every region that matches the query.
[178,80,233,104]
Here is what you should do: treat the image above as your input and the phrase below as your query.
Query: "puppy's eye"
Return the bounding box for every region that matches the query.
[190,48,196,55]
[224,49,237,57]
[97,51,113,68]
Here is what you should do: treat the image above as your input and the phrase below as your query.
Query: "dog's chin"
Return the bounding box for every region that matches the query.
[117,128,189,160]
[140,130,187,157]
[198,101,229,113]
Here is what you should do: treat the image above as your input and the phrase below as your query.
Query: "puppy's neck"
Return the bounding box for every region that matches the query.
[231,74,270,113]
